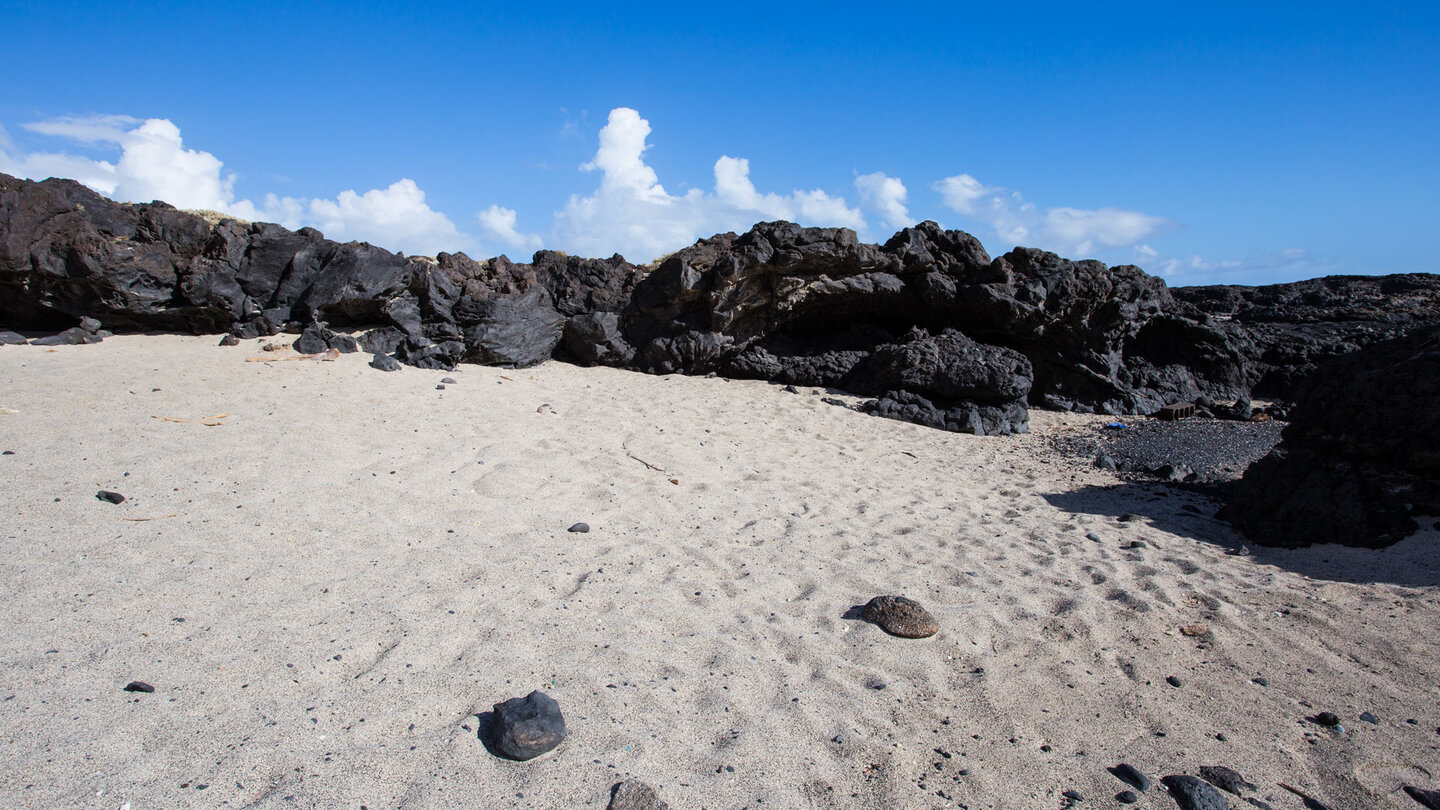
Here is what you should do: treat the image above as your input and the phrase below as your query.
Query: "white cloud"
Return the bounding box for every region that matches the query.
[478,204,543,254]
[22,114,139,144]
[1,114,472,257]
[854,171,911,231]
[549,107,866,262]
[933,172,1173,257]
[305,179,469,256]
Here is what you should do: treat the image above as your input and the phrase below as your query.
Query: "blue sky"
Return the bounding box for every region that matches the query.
[1,2,1436,284]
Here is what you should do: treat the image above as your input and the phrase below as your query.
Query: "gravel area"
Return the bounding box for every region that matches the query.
[1053,417,1287,482]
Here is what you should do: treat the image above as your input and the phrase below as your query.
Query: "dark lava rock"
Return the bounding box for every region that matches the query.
[459,286,565,367]
[1222,324,1440,548]
[1313,712,1341,727]
[0,330,26,345]
[1199,766,1255,796]
[96,490,125,504]
[491,690,566,760]
[1162,774,1233,810]
[1110,764,1152,792]
[369,353,401,372]
[567,522,590,533]
[608,780,672,810]
[31,327,91,345]
[123,681,155,693]
[1404,785,1440,810]
[1166,675,1183,688]
[853,329,1032,435]
[1117,791,1140,804]
[563,311,633,366]
[861,595,939,638]
[624,219,1247,419]
[218,334,239,346]
[1175,274,1440,399]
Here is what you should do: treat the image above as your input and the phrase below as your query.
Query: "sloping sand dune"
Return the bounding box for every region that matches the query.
[1,335,1437,809]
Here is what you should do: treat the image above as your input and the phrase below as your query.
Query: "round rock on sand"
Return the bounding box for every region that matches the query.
[862,595,939,638]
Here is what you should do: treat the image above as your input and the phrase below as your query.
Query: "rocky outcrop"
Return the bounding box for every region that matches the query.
[621,220,1250,428]
[0,173,641,371]
[1221,324,1440,548]
[1174,274,1440,398]
[10,171,1436,444]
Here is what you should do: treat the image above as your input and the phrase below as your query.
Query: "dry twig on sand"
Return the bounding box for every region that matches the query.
[152,413,229,426]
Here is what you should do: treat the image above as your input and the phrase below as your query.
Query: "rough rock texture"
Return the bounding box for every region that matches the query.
[490,690,566,761]
[861,595,939,638]
[850,328,1032,435]
[622,220,1249,420]
[1175,274,1440,398]
[1161,775,1233,810]
[1222,325,1440,548]
[607,780,672,810]
[0,174,639,372]
[8,171,1438,441]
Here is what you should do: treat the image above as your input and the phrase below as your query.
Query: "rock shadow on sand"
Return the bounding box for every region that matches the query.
[1043,483,1440,587]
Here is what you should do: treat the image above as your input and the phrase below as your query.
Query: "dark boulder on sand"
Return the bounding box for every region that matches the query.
[1222,324,1440,548]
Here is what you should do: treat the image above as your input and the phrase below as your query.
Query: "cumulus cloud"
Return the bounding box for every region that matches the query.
[0,114,471,256]
[478,204,544,254]
[933,172,1173,257]
[854,171,911,231]
[549,107,866,262]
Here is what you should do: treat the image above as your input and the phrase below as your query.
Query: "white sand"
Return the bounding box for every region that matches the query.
[1,334,1437,809]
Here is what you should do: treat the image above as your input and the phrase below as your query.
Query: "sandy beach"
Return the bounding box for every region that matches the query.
[1,334,1437,809]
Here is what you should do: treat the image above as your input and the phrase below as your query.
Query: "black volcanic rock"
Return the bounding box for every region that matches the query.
[8,170,1439,447]
[620,220,1249,422]
[491,690,566,760]
[1222,324,1440,548]
[1175,274,1440,398]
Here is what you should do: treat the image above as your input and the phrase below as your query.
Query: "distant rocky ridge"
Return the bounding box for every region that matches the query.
[1174,274,1440,397]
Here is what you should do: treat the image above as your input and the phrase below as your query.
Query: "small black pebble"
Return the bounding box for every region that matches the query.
[436,384,446,390]
[1314,711,1341,727]
[441,377,457,384]
[1,450,13,455]
[1063,789,1083,800]
[1116,790,1139,804]
[1040,744,1052,752]
[1359,711,1379,724]
[96,490,125,504]
[1165,675,1182,688]
[1252,677,1269,686]
[568,522,590,533]
[1215,732,1228,741]
[124,681,155,693]
[726,765,735,772]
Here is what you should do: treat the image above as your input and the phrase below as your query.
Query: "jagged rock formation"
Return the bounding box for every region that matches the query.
[0,173,640,372]
[1221,324,1440,548]
[7,171,1435,448]
[1174,274,1440,398]
[620,220,1250,427]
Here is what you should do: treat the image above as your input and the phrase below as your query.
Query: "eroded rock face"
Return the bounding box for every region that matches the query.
[1175,274,1440,398]
[0,174,641,370]
[1222,324,1440,548]
[620,220,1249,417]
